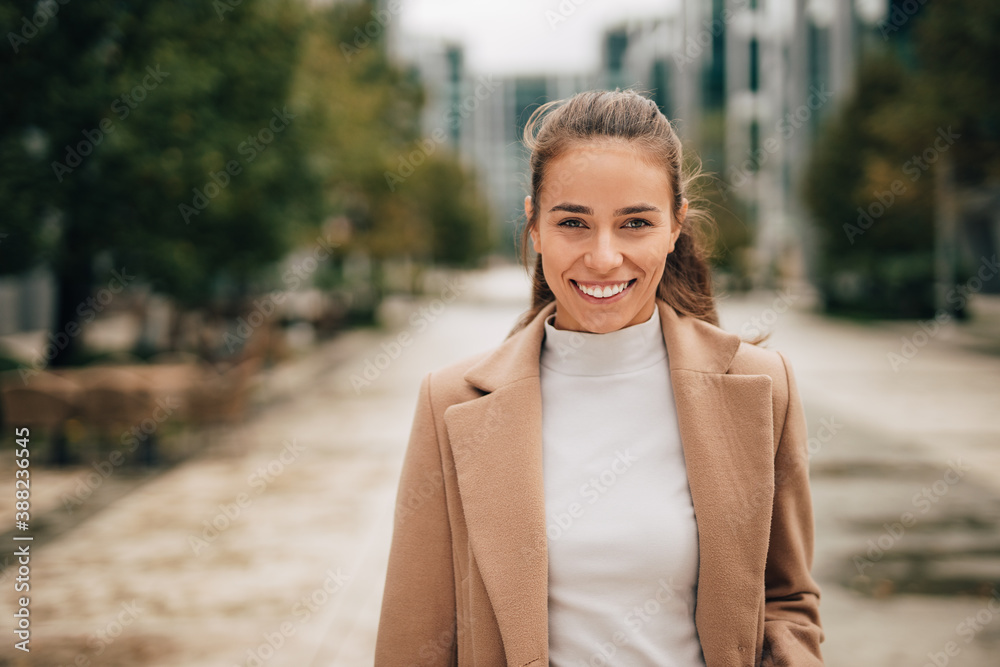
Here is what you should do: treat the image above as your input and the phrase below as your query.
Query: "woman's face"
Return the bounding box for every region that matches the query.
[527,140,687,334]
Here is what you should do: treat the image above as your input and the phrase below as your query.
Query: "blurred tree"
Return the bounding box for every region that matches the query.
[1,0,496,361]
[698,107,755,290]
[803,54,938,317]
[910,0,1000,185]
[289,0,424,316]
[0,0,322,365]
[702,182,754,291]
[406,156,492,268]
[293,0,493,312]
[804,0,1000,317]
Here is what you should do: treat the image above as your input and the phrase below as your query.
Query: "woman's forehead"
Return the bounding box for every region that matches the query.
[539,142,675,207]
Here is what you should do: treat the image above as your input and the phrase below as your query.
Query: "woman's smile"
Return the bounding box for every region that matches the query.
[571,278,637,303]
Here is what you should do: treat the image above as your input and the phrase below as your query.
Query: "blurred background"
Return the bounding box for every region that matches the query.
[1,0,999,664]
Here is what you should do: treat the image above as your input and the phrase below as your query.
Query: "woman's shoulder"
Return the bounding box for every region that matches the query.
[729,337,794,388]
[420,347,493,409]
[728,338,799,426]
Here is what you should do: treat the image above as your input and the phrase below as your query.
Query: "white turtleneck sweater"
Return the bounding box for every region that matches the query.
[540,301,706,667]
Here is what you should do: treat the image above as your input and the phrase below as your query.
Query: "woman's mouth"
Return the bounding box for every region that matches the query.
[571,279,637,303]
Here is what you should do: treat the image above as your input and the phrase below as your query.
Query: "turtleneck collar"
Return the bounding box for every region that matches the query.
[540,301,668,376]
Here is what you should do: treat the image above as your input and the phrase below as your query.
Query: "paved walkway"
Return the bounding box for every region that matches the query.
[718,285,1000,666]
[2,264,998,666]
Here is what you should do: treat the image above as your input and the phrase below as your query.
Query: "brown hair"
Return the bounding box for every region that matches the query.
[508,88,743,341]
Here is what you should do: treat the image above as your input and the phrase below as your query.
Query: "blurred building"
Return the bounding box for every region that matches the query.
[723,0,890,288]
[389,0,905,288]
[389,4,703,258]
[0,270,54,337]
[387,31,595,254]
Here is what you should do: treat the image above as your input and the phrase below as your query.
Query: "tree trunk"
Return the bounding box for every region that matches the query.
[48,259,93,368]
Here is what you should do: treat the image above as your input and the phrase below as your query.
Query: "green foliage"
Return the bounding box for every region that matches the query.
[803,53,938,317]
[802,0,1000,318]
[0,0,494,363]
[910,0,1000,183]
[291,1,492,273]
[693,109,754,285]
[405,157,493,268]
[0,0,321,307]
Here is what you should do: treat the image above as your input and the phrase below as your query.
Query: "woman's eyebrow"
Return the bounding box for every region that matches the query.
[548,203,661,216]
[615,203,660,215]
[549,203,592,215]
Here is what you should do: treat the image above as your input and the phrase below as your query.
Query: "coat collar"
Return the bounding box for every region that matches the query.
[461,297,741,392]
[443,297,773,666]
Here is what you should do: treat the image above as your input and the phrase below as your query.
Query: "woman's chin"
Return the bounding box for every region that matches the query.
[560,305,634,334]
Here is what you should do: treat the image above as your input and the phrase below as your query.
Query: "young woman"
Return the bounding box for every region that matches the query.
[375,89,824,666]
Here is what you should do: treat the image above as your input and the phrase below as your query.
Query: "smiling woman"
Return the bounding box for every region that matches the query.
[513,89,718,338]
[526,141,685,333]
[375,90,825,666]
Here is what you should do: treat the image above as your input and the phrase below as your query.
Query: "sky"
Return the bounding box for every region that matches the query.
[398,0,681,75]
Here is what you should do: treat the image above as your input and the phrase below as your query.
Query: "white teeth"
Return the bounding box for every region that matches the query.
[576,281,631,298]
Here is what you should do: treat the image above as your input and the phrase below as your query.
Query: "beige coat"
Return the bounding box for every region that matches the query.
[375,298,824,666]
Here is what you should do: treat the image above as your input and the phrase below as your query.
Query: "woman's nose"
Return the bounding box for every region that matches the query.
[584,229,623,272]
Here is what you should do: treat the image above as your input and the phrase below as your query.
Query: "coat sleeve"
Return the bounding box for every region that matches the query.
[375,372,458,666]
[761,351,825,666]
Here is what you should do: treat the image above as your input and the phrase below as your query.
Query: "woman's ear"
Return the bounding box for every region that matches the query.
[526,196,541,254]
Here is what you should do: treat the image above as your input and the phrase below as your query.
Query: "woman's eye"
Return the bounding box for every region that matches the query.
[624,218,651,228]
[558,219,585,228]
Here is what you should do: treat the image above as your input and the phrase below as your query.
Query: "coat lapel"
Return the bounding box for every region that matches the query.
[443,298,775,665]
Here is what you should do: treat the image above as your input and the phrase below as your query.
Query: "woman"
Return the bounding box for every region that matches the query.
[375,89,824,666]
